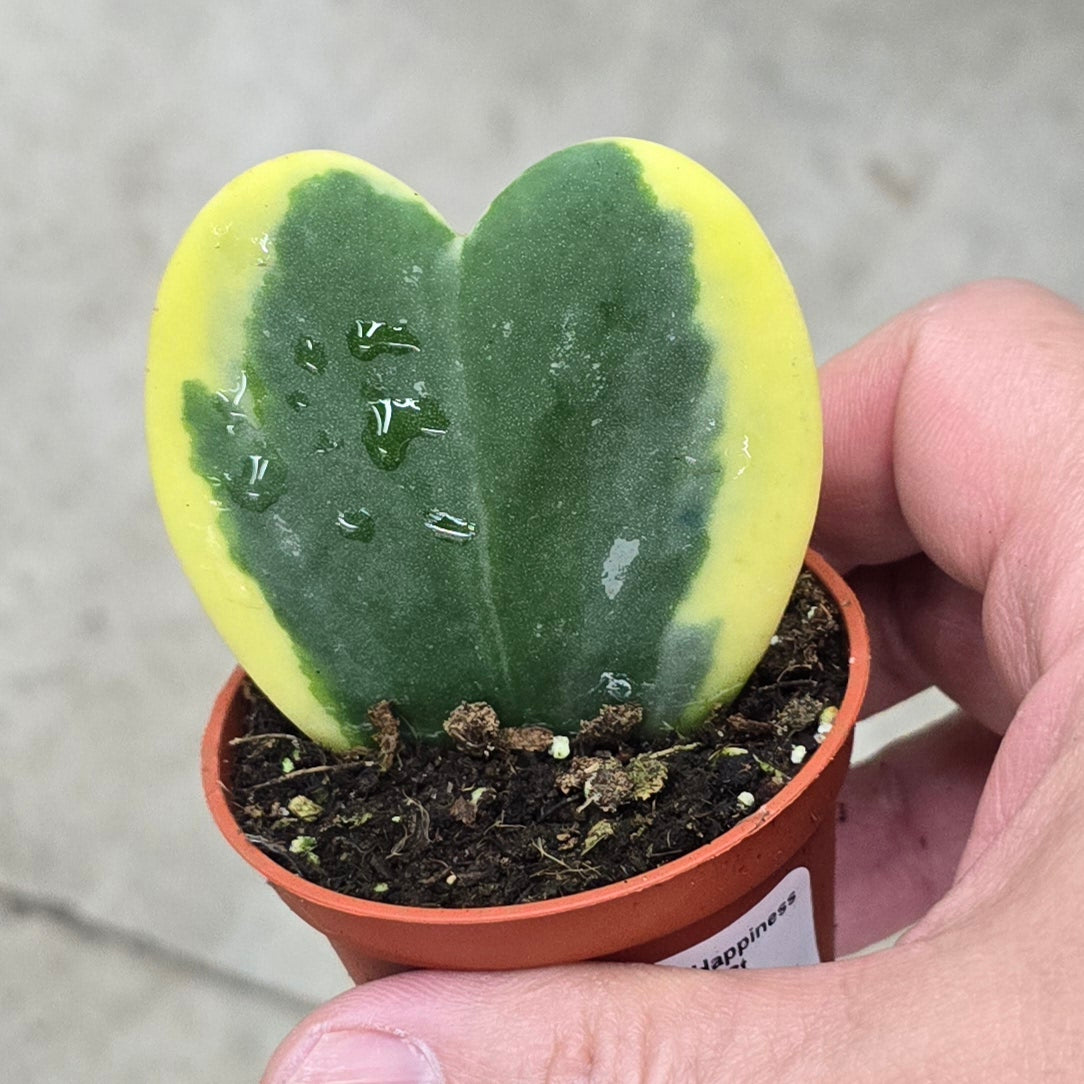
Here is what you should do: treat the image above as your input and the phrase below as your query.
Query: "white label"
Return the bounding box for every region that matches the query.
[656,867,820,971]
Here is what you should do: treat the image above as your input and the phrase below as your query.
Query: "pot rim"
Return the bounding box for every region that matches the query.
[202,548,869,928]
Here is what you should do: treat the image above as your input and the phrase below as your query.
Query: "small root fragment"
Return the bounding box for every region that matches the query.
[726,714,775,737]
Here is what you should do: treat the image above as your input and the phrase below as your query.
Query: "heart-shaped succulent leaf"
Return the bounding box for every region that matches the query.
[147,140,820,751]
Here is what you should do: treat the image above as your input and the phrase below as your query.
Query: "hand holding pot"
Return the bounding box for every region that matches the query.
[263,280,1084,1082]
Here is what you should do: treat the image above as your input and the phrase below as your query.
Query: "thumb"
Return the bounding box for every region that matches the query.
[261,956,902,1083]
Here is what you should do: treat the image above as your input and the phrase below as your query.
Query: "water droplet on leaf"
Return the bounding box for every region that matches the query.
[294,337,327,374]
[314,430,343,454]
[218,450,287,512]
[212,372,250,435]
[424,509,476,542]
[347,319,420,360]
[364,395,449,470]
[336,508,375,542]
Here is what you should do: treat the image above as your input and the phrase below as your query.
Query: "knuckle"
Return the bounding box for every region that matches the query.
[534,970,713,1084]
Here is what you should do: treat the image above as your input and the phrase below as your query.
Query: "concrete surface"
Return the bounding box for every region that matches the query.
[1,1,1081,1080]
[0,886,314,1083]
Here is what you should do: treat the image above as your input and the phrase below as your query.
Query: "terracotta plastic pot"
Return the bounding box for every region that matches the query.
[203,549,869,983]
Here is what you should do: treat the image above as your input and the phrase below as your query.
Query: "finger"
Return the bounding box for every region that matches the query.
[958,641,1084,869]
[814,279,1084,708]
[848,557,1012,730]
[260,961,865,1084]
[261,932,1038,1084]
[812,306,919,572]
[834,711,999,954]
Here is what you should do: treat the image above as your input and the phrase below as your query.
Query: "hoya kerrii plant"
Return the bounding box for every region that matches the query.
[147,139,821,756]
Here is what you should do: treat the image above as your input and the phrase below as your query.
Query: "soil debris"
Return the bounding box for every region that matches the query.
[776,693,826,737]
[582,820,615,855]
[557,754,634,812]
[443,702,500,754]
[627,753,668,801]
[448,786,494,826]
[287,795,323,822]
[368,700,400,772]
[499,726,554,754]
[556,750,671,813]
[576,703,643,749]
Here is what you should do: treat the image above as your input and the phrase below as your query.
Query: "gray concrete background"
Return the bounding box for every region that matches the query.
[1,1,1080,1080]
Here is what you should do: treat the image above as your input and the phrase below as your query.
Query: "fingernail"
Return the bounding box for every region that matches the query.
[278,1026,443,1084]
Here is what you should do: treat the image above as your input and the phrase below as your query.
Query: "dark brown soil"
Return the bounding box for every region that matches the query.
[230,571,848,907]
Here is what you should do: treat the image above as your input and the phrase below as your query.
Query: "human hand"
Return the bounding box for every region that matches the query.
[262,280,1084,1083]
